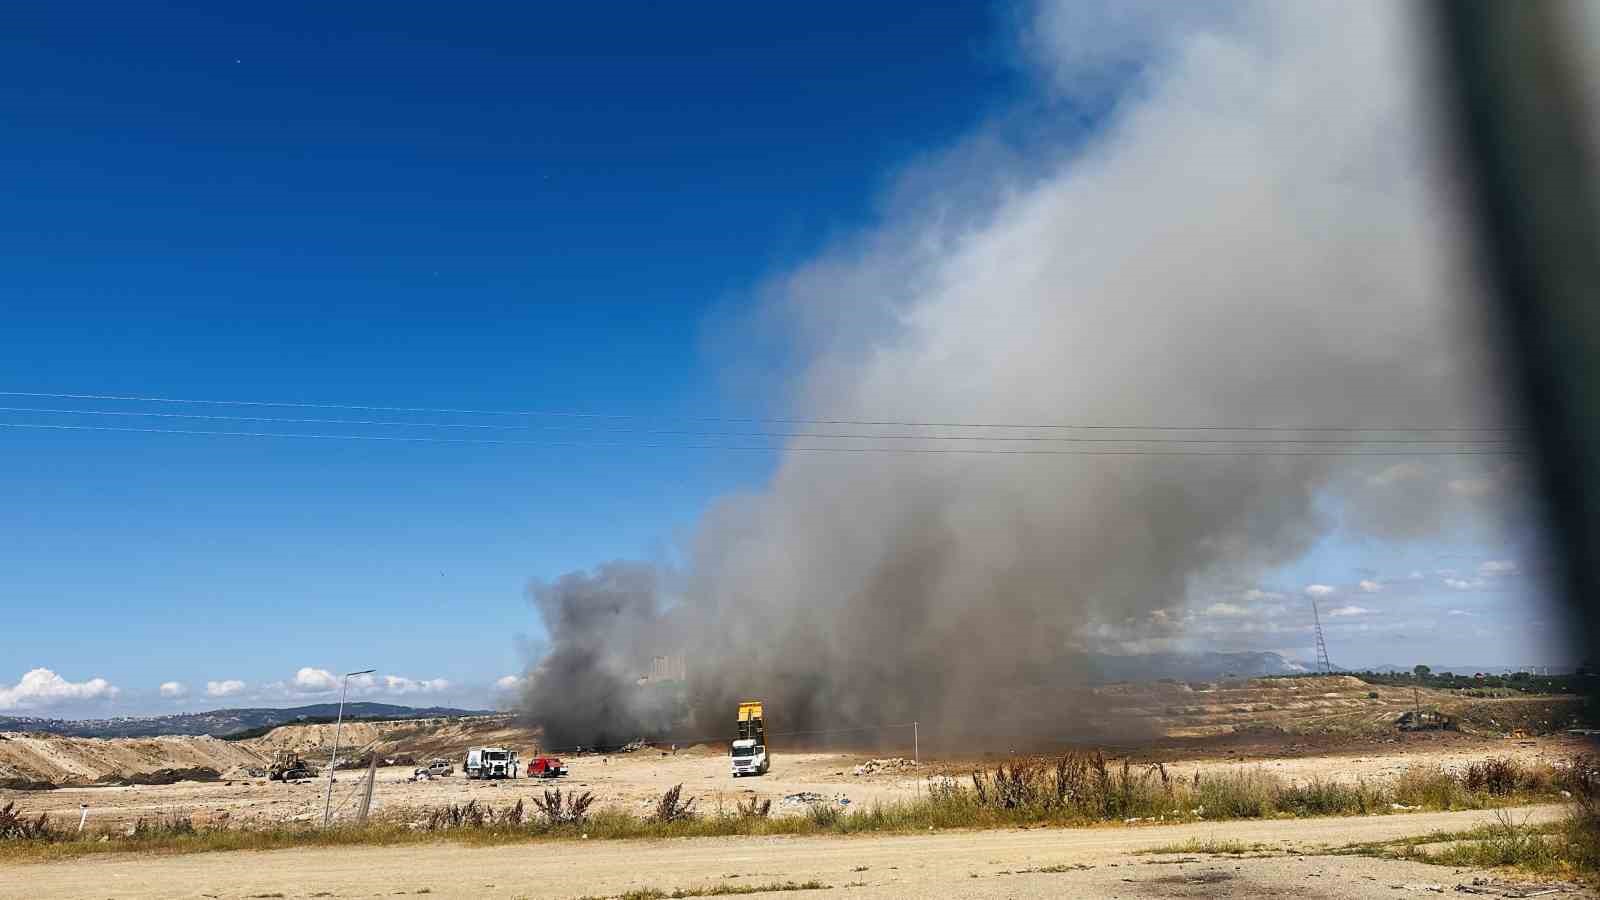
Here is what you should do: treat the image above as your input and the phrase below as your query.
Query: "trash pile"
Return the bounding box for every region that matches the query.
[852,757,918,776]
[780,791,850,807]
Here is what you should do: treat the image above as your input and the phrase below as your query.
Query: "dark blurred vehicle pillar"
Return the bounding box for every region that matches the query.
[1431,0,1600,666]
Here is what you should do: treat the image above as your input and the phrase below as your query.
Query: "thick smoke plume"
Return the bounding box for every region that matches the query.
[521,1,1533,747]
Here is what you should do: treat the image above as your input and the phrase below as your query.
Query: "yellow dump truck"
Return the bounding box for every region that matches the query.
[731,700,769,776]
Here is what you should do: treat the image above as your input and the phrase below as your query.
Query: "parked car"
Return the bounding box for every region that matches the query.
[414,758,453,777]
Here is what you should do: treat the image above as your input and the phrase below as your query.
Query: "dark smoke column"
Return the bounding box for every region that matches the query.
[517,562,685,749]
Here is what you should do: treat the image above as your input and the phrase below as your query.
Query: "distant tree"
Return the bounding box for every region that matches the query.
[1414,664,1431,678]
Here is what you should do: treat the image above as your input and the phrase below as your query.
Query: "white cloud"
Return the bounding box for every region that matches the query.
[1409,570,1425,580]
[159,681,188,699]
[1447,609,1477,617]
[291,667,339,693]
[1243,589,1285,603]
[205,679,246,698]
[1358,579,1382,593]
[0,668,120,711]
[1444,577,1488,591]
[1202,602,1250,617]
[381,675,450,696]
[495,675,524,691]
[1326,605,1371,617]
[1478,560,1517,577]
[1304,584,1336,598]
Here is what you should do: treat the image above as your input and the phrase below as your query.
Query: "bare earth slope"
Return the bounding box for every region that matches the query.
[0,734,266,786]
[1088,676,1583,739]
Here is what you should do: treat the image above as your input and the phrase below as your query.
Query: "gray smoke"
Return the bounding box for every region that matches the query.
[520,1,1538,746]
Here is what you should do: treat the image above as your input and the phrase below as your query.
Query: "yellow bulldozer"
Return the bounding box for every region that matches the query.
[268,749,315,781]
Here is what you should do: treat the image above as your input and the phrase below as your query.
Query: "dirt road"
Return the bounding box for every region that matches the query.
[6,805,1588,899]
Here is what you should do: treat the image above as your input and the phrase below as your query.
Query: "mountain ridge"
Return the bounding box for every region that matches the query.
[0,702,495,739]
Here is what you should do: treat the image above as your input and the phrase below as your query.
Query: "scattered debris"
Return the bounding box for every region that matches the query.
[1456,876,1571,897]
[852,757,918,776]
[779,791,849,808]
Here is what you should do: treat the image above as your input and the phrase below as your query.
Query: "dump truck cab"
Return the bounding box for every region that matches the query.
[464,746,520,779]
[731,700,769,777]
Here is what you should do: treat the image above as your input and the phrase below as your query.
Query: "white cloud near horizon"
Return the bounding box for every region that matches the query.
[381,675,450,696]
[158,681,187,699]
[206,679,246,698]
[291,667,339,693]
[1305,584,1336,598]
[1326,605,1372,617]
[0,668,120,711]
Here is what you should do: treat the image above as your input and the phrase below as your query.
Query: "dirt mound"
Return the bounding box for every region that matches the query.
[0,733,266,787]
[239,715,535,762]
[106,766,221,786]
[1073,676,1585,740]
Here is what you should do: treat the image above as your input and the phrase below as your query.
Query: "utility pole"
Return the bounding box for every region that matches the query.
[913,721,919,764]
[323,668,374,827]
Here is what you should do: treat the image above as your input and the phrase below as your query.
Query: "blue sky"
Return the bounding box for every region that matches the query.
[0,2,1562,717]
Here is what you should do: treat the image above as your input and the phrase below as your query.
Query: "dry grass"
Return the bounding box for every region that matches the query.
[1339,754,1600,882]
[576,882,829,900]
[1137,837,1271,856]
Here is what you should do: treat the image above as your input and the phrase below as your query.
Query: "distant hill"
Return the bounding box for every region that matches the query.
[1365,664,1572,676]
[1085,650,1305,683]
[0,702,494,739]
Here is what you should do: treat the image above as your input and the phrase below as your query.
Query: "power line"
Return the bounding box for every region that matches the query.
[0,421,1528,456]
[0,390,1522,432]
[0,406,1522,445]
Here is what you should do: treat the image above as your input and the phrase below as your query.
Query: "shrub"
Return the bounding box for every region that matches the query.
[1394,764,1469,809]
[1464,757,1522,796]
[652,784,697,823]
[530,788,594,827]
[0,803,56,841]
[130,813,195,838]
[1277,778,1378,816]
[735,797,771,819]
[804,801,842,828]
[424,800,487,831]
[1194,770,1278,819]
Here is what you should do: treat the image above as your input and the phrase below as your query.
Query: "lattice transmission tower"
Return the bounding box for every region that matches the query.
[1310,595,1334,673]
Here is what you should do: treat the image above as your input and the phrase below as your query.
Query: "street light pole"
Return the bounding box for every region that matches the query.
[323,668,374,826]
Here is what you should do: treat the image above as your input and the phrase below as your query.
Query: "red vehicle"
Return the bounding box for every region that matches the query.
[528,756,568,779]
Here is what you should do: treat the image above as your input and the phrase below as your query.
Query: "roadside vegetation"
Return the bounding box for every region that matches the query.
[1336,753,1599,883]
[1,753,1589,864]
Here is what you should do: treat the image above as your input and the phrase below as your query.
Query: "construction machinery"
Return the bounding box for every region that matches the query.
[731,699,769,777]
[464,746,520,779]
[268,749,314,781]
